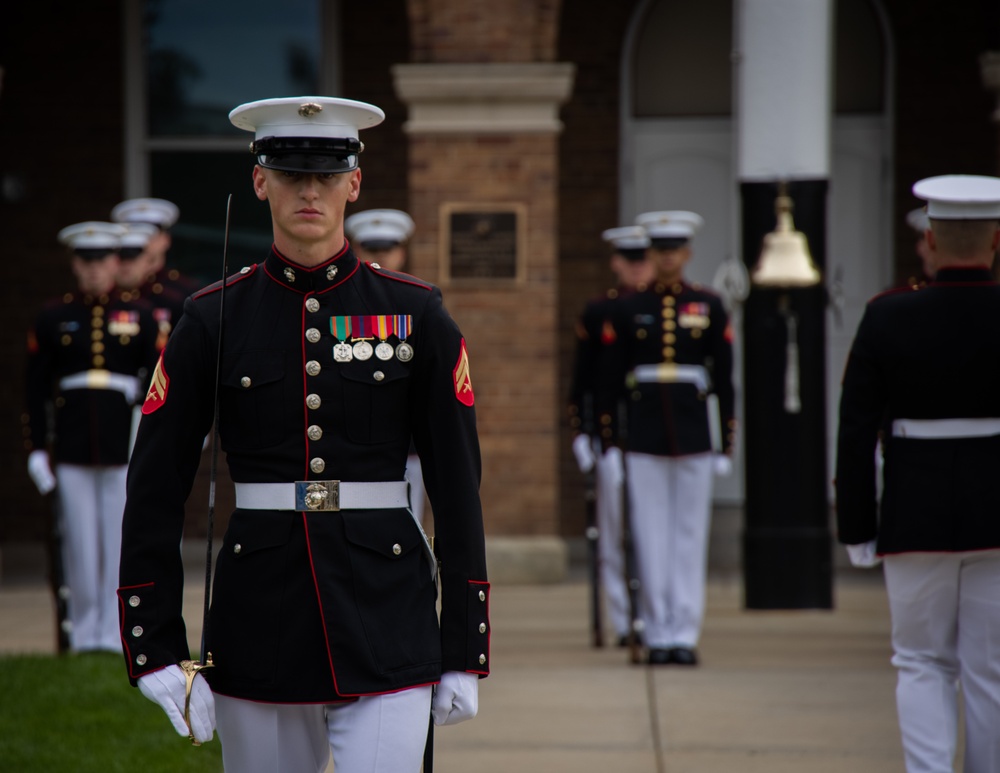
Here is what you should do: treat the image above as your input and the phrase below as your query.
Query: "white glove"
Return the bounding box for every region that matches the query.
[712,454,733,477]
[27,450,56,495]
[138,665,216,744]
[603,446,624,490]
[432,671,479,726]
[846,540,882,568]
[572,434,596,473]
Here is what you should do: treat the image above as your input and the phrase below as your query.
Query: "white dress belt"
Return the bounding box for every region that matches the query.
[59,369,141,401]
[891,418,1000,439]
[234,480,410,512]
[630,363,709,392]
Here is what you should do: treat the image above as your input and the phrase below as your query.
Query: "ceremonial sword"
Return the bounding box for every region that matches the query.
[180,193,233,745]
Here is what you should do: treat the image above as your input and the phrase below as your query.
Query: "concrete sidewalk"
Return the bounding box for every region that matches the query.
[0,562,913,772]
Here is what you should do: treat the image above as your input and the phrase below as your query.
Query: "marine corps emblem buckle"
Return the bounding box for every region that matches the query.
[295,480,340,511]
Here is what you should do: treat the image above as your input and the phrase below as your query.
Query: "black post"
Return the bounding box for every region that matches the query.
[740,179,833,609]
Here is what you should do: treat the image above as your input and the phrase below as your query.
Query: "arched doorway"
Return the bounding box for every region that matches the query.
[621,0,892,504]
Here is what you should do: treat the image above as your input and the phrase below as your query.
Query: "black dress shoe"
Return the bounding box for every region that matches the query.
[647,648,672,665]
[617,633,644,648]
[669,647,698,666]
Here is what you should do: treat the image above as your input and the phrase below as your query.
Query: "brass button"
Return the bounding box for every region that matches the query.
[234,543,242,555]
[92,330,103,340]
[241,376,252,388]
[663,333,675,344]
[310,457,326,474]
[664,320,676,331]
[92,342,104,354]
[128,595,141,608]
[662,307,675,318]
[663,295,675,306]
[636,329,647,340]
[93,355,105,367]
[307,425,323,441]
[305,298,320,313]
[131,625,144,638]
[61,335,71,346]
[306,327,321,343]
[306,394,322,410]
[136,654,147,666]
[479,591,486,602]
[664,347,676,358]
[479,623,487,634]
[478,654,486,665]
[392,543,402,555]
[373,371,385,382]
[306,360,321,377]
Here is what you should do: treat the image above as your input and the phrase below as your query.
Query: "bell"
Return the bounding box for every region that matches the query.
[751,189,821,287]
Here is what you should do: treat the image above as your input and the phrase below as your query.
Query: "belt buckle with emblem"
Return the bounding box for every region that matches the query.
[295,480,340,511]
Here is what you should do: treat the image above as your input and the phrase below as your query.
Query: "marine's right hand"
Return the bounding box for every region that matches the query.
[138,665,216,744]
[27,450,56,495]
[572,434,596,473]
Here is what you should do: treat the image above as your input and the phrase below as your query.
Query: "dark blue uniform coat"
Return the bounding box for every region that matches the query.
[835,266,1000,554]
[118,244,490,703]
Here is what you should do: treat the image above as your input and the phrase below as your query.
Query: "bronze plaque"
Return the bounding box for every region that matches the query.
[443,206,523,281]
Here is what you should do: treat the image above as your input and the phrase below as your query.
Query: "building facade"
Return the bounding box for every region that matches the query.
[2,0,999,580]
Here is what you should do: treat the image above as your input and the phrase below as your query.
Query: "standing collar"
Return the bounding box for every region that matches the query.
[932,265,995,285]
[263,241,359,293]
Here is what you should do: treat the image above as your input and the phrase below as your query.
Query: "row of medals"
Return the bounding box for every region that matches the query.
[334,338,414,363]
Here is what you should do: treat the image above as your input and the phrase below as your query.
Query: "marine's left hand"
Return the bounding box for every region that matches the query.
[712,454,733,477]
[845,540,882,568]
[432,671,479,726]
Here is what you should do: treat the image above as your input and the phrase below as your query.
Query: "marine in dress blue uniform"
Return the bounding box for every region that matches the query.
[117,96,490,772]
[24,221,159,652]
[567,225,654,646]
[112,197,197,345]
[836,175,1000,773]
[344,209,430,526]
[598,211,735,666]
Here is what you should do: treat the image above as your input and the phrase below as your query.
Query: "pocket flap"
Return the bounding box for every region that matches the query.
[342,512,421,558]
[221,351,285,390]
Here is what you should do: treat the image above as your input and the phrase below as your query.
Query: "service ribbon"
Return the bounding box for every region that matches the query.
[330,316,352,340]
[351,315,372,339]
[396,315,412,340]
[376,315,394,340]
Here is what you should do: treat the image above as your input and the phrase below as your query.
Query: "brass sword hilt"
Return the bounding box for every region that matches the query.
[179,653,214,746]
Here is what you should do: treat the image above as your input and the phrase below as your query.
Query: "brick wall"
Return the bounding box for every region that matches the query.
[408,133,561,535]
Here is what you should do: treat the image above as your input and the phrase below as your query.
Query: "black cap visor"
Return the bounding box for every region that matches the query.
[650,237,689,251]
[359,239,402,252]
[118,247,145,261]
[618,247,648,262]
[73,248,118,262]
[252,136,362,174]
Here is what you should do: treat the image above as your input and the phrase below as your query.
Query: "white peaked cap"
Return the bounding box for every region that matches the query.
[912,175,1000,220]
[345,209,415,246]
[57,221,124,250]
[120,222,159,248]
[635,210,704,240]
[601,225,649,250]
[229,96,384,141]
[111,198,179,228]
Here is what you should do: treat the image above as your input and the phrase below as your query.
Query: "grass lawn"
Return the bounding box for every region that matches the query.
[0,652,223,772]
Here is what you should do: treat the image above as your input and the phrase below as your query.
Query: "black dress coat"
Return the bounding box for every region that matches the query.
[118,243,490,702]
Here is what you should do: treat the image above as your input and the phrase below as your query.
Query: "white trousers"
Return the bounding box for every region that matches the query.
[625,452,714,648]
[215,686,433,773]
[595,448,630,637]
[405,455,426,526]
[883,551,1000,773]
[54,463,127,652]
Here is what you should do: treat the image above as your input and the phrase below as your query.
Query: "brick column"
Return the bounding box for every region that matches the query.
[394,63,575,582]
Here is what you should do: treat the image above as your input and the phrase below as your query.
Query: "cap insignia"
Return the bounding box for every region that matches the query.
[298,102,323,118]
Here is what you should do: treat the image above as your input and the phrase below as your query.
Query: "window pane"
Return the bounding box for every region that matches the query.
[146,0,322,137]
[632,0,733,118]
[150,151,275,288]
